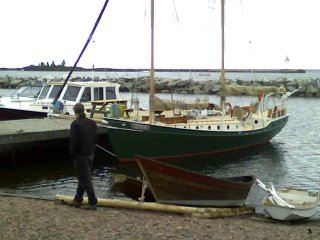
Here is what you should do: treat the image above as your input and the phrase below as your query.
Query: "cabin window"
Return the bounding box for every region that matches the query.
[208,126,211,130]
[80,87,91,102]
[38,86,51,99]
[63,86,81,101]
[93,87,104,101]
[48,85,63,98]
[105,87,116,100]
[19,86,41,97]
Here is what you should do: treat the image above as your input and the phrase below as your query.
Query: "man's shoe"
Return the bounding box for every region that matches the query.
[68,200,82,208]
[82,204,97,210]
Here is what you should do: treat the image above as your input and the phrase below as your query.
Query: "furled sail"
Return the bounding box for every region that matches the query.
[150,95,209,112]
[224,84,286,96]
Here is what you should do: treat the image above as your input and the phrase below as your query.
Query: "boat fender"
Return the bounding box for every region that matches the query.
[53,101,64,113]
[110,103,124,119]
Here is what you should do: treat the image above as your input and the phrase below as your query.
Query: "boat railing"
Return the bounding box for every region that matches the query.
[267,103,287,118]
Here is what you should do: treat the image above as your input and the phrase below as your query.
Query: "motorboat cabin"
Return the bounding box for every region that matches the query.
[30,81,123,115]
[0,80,124,120]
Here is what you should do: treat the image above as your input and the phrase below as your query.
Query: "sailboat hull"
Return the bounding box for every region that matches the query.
[103,114,288,163]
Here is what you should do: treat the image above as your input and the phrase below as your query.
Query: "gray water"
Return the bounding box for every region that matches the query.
[0,85,319,218]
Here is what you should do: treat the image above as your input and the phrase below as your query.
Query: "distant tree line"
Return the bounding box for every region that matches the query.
[23,60,86,71]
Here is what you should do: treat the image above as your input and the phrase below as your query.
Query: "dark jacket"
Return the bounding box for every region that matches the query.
[69,116,97,158]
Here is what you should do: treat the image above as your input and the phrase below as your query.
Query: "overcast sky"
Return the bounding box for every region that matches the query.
[0,0,319,69]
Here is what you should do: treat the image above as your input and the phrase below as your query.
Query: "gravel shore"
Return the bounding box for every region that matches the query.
[0,195,318,240]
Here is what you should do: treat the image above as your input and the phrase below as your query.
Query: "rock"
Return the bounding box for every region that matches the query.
[160,89,171,93]
[155,79,168,91]
[306,85,318,95]
[286,85,297,92]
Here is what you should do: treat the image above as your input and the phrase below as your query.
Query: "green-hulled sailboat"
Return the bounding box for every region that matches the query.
[101,0,290,163]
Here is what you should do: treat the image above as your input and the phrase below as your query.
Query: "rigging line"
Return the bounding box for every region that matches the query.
[95,144,117,158]
[53,0,111,104]
[208,0,216,9]
[172,0,179,23]
[144,0,147,24]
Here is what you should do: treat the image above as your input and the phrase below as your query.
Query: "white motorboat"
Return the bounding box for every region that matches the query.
[0,80,124,120]
[0,85,42,120]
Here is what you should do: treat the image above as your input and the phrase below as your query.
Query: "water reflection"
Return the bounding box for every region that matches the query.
[169,142,287,178]
[0,151,118,199]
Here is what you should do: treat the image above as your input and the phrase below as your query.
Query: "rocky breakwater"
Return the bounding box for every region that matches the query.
[1,75,320,97]
[0,76,43,89]
[111,76,320,97]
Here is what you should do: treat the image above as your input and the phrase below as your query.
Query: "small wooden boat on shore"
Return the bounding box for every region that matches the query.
[263,188,319,221]
[135,155,255,207]
[112,174,155,202]
[256,179,319,221]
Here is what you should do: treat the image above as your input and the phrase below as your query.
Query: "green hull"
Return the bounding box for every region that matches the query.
[103,115,289,163]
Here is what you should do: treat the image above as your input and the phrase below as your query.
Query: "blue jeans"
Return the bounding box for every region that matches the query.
[73,154,97,205]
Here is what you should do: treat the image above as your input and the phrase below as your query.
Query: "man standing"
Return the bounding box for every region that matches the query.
[69,103,98,210]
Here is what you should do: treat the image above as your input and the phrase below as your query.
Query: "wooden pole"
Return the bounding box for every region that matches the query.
[220,0,226,110]
[149,0,155,124]
[55,194,253,219]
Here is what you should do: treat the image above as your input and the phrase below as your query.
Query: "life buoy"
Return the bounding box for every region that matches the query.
[226,102,232,115]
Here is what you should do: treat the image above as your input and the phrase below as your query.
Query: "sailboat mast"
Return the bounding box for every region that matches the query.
[149,0,155,124]
[220,0,226,109]
[53,0,110,105]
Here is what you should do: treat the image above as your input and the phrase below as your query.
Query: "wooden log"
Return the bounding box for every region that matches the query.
[55,194,253,218]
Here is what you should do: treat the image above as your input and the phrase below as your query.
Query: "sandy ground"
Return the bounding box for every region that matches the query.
[0,195,319,240]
